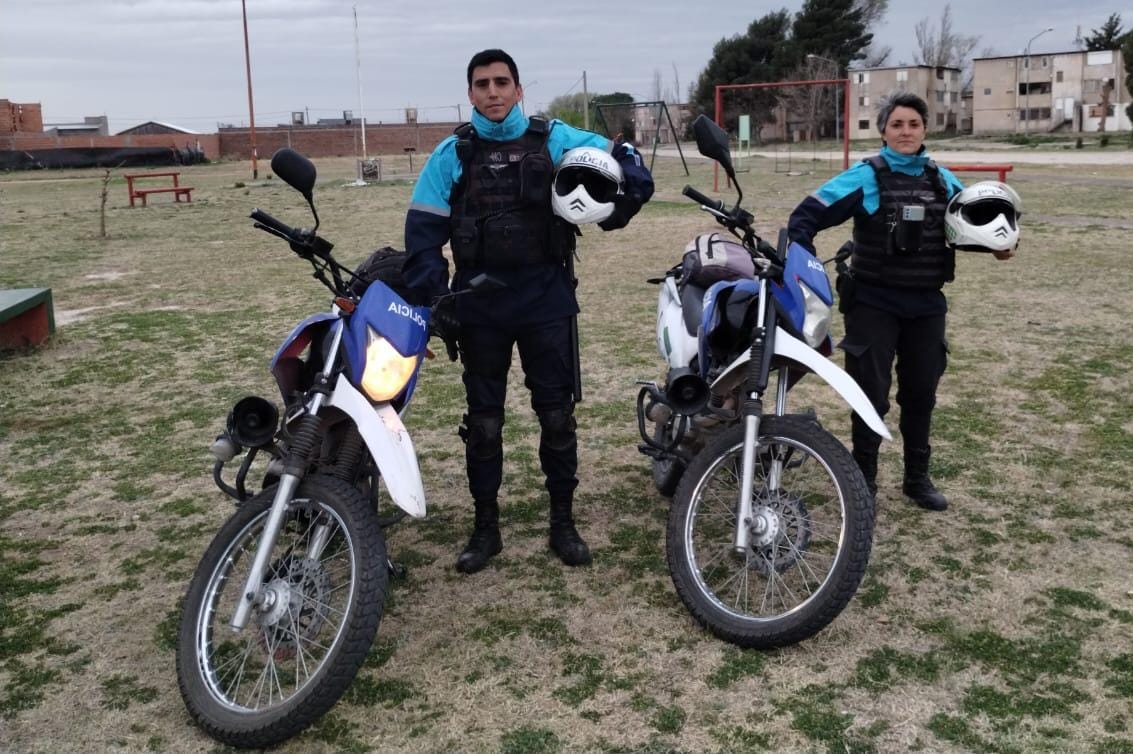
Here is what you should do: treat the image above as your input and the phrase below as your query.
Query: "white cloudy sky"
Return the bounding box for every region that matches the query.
[1,0,1130,133]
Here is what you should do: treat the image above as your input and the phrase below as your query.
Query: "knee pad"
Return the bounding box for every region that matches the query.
[537,407,577,452]
[459,412,504,462]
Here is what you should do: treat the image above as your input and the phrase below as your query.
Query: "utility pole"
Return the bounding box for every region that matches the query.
[353,6,367,162]
[583,70,589,130]
[241,0,258,179]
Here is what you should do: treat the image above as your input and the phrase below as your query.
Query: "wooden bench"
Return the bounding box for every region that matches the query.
[943,164,1014,183]
[126,171,195,207]
[0,288,55,349]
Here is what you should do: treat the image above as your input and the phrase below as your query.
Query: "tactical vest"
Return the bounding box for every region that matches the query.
[850,155,954,289]
[449,116,576,270]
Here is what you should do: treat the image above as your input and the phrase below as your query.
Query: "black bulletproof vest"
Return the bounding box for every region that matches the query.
[851,155,954,289]
[449,117,576,270]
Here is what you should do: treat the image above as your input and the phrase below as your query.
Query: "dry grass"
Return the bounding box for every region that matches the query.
[1,147,1132,754]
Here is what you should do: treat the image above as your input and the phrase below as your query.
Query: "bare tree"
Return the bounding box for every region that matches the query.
[853,0,889,28]
[780,56,840,142]
[651,68,663,102]
[860,43,892,67]
[914,4,979,68]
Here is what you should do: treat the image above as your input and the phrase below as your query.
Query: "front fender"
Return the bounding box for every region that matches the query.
[326,373,427,517]
[710,326,892,440]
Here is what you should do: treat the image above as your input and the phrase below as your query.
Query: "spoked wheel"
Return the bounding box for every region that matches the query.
[667,415,874,648]
[177,475,388,748]
[651,417,688,497]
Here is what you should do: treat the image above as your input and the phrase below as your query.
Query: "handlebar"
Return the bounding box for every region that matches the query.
[250,208,298,240]
[681,185,725,213]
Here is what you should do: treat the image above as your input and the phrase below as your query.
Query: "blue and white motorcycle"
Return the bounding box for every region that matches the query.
[175,149,495,748]
[636,116,890,648]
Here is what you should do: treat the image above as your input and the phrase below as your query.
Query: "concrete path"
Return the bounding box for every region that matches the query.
[655,144,1133,166]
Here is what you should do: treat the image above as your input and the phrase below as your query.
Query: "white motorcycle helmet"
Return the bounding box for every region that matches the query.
[551,147,624,225]
[944,181,1022,252]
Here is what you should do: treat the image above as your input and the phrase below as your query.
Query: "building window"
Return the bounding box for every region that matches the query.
[936,91,945,103]
[1056,70,1063,83]
[855,72,870,84]
[936,68,945,79]
[1018,107,1052,121]
[1041,57,1049,68]
[951,92,959,103]
[896,69,908,82]
[984,87,992,95]
[859,96,869,107]
[937,113,945,126]
[858,119,870,130]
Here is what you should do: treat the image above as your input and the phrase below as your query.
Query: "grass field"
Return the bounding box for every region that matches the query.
[1,146,1132,754]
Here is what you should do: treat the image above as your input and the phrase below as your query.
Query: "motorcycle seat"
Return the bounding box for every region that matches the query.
[680,282,706,337]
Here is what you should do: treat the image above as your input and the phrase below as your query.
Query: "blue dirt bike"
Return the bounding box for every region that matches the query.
[175,148,496,748]
[637,115,890,648]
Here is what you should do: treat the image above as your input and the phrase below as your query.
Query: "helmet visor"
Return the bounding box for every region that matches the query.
[555,166,621,204]
[961,198,1018,229]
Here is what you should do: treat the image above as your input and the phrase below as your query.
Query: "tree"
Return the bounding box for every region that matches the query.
[689,10,794,130]
[544,92,588,127]
[914,4,980,90]
[1085,13,1125,51]
[793,0,872,67]
[914,5,979,68]
[1123,32,1133,139]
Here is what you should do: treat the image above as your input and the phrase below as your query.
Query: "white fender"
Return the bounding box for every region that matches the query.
[711,327,892,440]
[327,374,427,517]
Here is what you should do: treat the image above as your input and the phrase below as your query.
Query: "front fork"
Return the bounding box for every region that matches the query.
[230,318,345,632]
[732,280,787,554]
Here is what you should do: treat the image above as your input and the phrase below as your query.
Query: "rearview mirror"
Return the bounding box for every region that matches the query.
[691,115,735,178]
[270,148,317,200]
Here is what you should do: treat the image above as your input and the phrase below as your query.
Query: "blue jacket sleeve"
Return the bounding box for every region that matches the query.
[403,137,461,305]
[787,163,874,251]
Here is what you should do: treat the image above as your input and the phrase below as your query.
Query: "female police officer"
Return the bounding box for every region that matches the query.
[403,49,653,572]
[787,92,1014,511]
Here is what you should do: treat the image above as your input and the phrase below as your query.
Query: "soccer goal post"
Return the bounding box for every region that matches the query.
[712,78,850,191]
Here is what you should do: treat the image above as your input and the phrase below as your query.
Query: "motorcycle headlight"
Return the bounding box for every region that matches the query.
[360,327,417,402]
[798,281,833,348]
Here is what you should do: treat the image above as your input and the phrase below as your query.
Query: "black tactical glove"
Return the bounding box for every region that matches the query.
[429,297,460,361]
[598,192,643,231]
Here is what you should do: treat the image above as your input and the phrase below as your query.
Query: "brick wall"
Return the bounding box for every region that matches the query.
[0,100,44,133]
[0,131,220,157]
[217,123,459,159]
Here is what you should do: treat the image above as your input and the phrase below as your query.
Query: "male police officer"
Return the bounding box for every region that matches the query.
[403,49,653,572]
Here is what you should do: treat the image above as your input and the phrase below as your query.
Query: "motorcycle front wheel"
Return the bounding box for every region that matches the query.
[177,474,388,748]
[667,415,874,648]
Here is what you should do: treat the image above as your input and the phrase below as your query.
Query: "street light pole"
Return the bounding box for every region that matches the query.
[1023,27,1054,137]
[807,54,840,141]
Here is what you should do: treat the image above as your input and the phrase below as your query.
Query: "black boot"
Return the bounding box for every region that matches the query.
[548,497,591,566]
[902,447,948,511]
[851,448,878,498]
[455,499,503,574]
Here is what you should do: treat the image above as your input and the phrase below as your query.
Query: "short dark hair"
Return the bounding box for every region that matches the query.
[876,92,928,133]
[466,49,520,87]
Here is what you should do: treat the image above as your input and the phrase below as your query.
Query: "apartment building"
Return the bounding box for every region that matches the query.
[846,65,963,139]
[972,48,1129,134]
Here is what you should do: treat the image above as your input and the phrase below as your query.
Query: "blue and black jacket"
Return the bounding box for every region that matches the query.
[403,105,652,325]
[788,145,965,316]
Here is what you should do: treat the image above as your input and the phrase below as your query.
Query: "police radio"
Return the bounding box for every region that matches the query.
[892,204,925,255]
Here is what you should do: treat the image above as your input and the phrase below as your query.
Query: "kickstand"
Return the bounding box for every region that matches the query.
[386,558,407,580]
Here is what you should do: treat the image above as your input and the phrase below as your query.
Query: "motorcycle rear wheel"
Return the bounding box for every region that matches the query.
[667,415,873,648]
[177,475,388,748]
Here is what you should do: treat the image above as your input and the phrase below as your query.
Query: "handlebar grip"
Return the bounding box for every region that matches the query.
[250,208,297,239]
[681,185,725,212]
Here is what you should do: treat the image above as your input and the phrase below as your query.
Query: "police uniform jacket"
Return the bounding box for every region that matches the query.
[403,105,645,326]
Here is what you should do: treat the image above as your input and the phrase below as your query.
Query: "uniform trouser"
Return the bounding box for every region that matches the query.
[838,303,947,458]
[458,317,578,503]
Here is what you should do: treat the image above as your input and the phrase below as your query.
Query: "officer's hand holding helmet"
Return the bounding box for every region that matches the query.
[944,181,1022,260]
[551,147,626,227]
